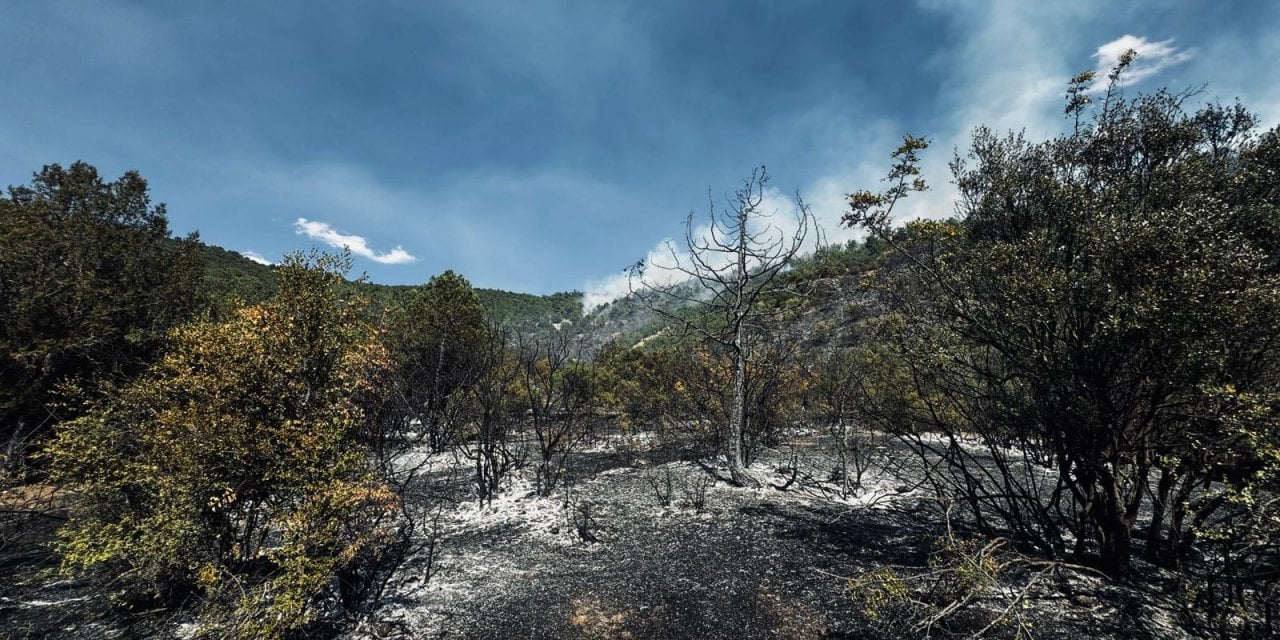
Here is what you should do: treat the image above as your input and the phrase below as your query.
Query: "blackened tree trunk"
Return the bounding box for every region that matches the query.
[628,167,815,487]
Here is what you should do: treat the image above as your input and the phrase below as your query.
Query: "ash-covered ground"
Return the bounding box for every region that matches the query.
[352,432,1191,640]
[0,430,1198,639]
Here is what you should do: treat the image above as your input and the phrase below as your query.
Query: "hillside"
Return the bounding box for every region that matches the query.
[474,288,582,331]
[196,242,277,303]
[193,234,887,352]
[195,241,583,331]
[569,237,890,354]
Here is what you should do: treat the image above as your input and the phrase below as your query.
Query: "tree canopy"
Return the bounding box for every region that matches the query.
[388,270,489,453]
[47,251,396,636]
[847,62,1280,583]
[0,162,203,478]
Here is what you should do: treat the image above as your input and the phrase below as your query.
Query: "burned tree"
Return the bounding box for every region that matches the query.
[458,322,525,507]
[518,331,597,497]
[630,167,815,486]
[808,349,886,498]
[846,56,1280,580]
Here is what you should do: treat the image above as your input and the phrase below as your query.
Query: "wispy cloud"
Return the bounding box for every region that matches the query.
[807,0,1093,242]
[933,0,1091,140]
[1091,34,1194,92]
[294,218,416,265]
[241,250,274,266]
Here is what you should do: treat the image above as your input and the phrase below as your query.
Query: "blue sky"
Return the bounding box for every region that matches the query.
[3,1,1279,304]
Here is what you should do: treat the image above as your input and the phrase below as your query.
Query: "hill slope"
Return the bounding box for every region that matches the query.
[195,242,583,331]
[569,238,889,353]
[194,236,885,347]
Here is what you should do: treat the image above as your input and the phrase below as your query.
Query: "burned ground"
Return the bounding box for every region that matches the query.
[0,431,1199,639]
[359,433,1193,640]
[0,486,196,640]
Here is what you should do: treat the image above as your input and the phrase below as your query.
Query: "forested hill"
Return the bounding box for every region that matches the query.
[568,236,891,354]
[473,288,582,328]
[195,241,583,329]
[196,231,894,351]
[197,242,276,303]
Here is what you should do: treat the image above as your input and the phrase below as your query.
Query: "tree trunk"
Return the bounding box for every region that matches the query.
[1094,468,1134,577]
[726,336,752,486]
[1146,466,1175,564]
[429,336,448,453]
[1098,521,1132,577]
[837,418,850,498]
[725,202,756,488]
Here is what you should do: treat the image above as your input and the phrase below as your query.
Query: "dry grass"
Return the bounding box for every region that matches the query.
[0,484,69,512]
[568,596,633,639]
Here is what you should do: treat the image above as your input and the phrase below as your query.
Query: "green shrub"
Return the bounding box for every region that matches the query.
[48,251,397,637]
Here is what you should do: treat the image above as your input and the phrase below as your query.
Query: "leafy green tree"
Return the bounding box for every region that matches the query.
[474,289,582,331]
[197,243,278,308]
[847,57,1280,577]
[47,251,397,636]
[388,270,489,453]
[0,162,202,478]
[595,342,684,432]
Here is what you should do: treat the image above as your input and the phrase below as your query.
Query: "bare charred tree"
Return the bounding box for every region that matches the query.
[459,322,525,508]
[644,465,676,506]
[358,396,457,625]
[808,349,882,497]
[518,331,596,497]
[740,333,805,464]
[629,167,816,486]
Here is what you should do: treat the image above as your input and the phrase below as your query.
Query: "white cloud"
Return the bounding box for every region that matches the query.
[241,250,274,266]
[580,0,1092,313]
[1090,34,1194,92]
[756,1,1091,263]
[293,218,416,265]
[936,0,1092,141]
[582,223,733,313]
[231,157,651,291]
[579,275,629,313]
